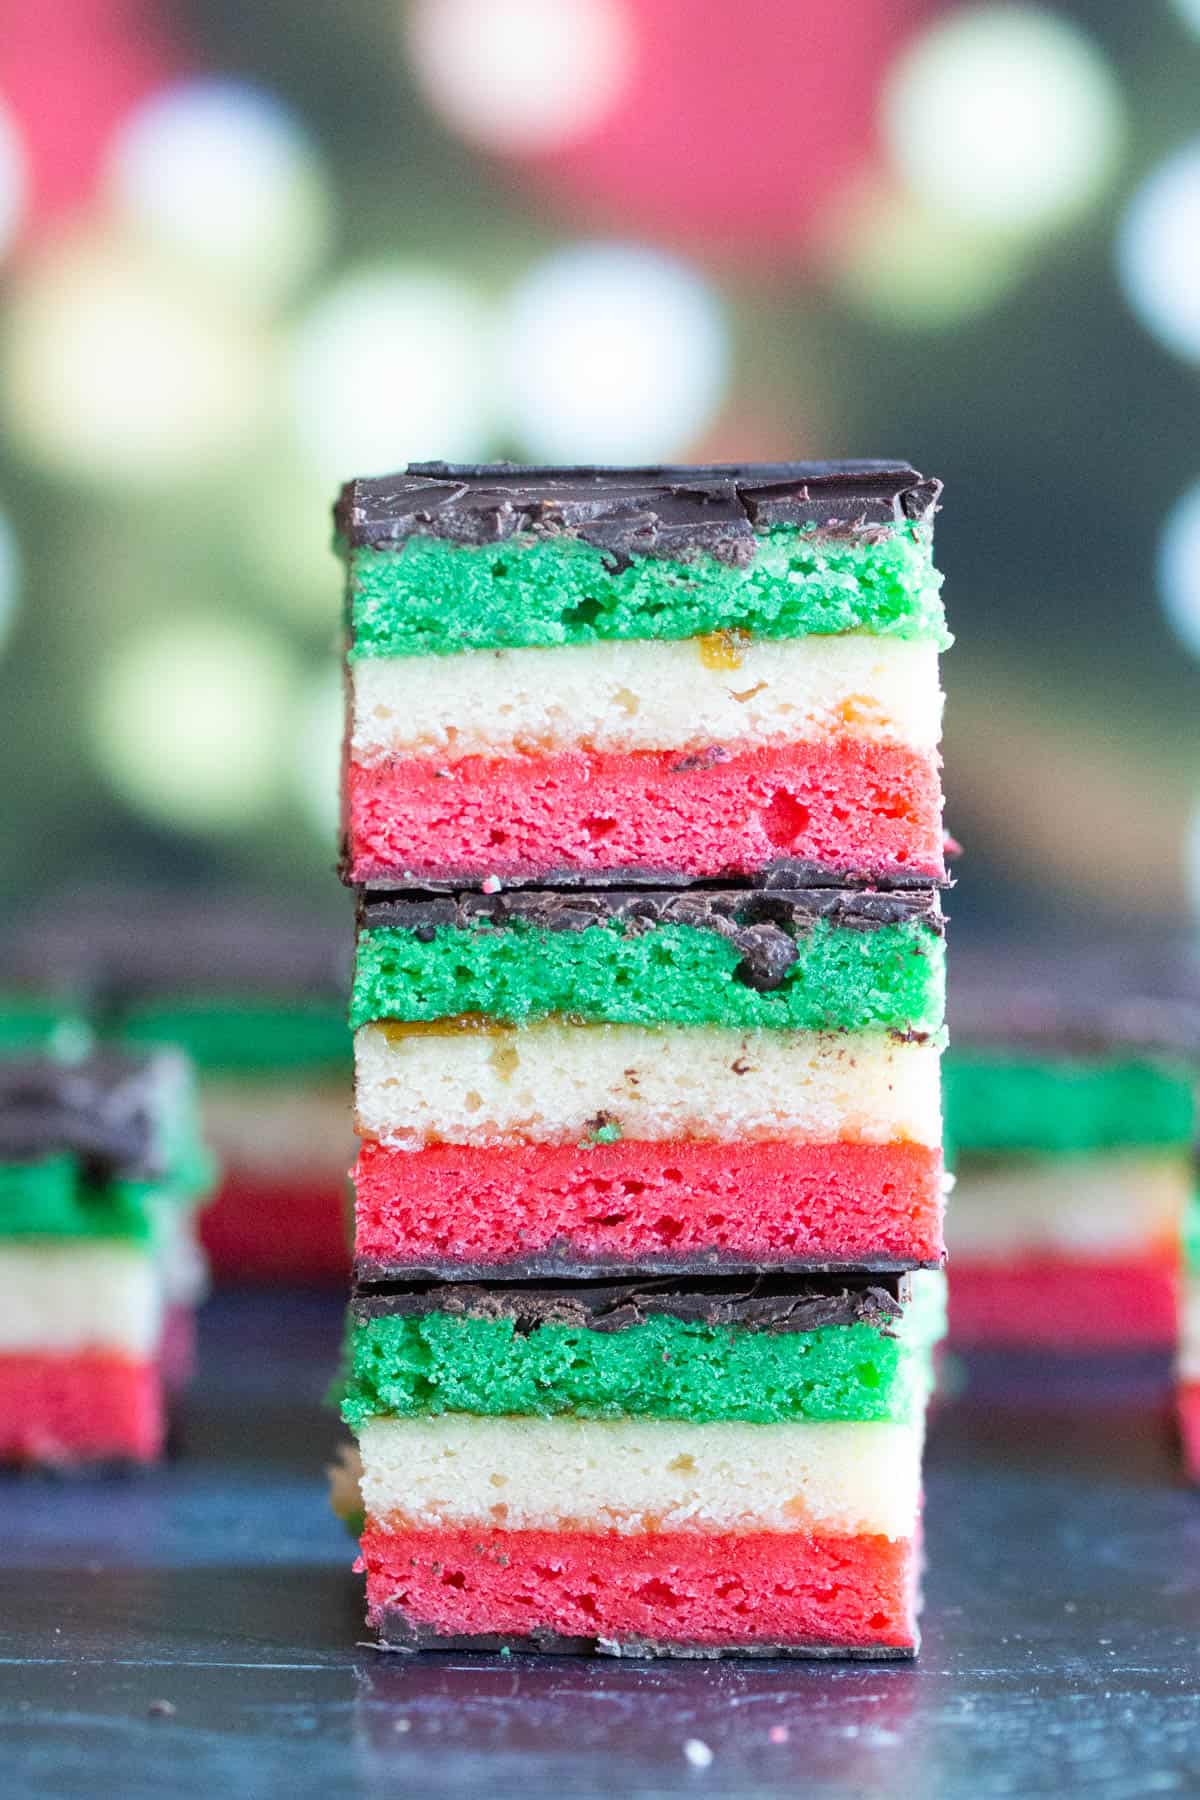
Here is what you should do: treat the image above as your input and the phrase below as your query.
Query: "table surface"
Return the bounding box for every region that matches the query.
[2,1293,1200,1800]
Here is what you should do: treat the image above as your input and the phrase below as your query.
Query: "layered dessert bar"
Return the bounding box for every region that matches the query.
[118,948,352,1286]
[3,899,354,1284]
[0,1051,214,1465]
[1177,1192,1200,1479]
[945,957,1197,1350]
[351,885,946,1279]
[339,463,948,889]
[341,1272,945,1658]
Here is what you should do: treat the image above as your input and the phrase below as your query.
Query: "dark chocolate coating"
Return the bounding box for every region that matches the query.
[950,944,1200,1060]
[371,1615,915,1660]
[0,893,350,1009]
[335,461,941,566]
[351,1274,907,1336]
[354,1250,934,1284]
[0,1051,182,1179]
[344,846,951,896]
[358,883,942,994]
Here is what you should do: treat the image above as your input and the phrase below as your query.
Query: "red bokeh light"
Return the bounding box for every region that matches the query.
[514,0,940,261]
[0,0,180,229]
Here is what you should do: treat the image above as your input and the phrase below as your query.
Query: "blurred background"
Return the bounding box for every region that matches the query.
[0,0,1195,939]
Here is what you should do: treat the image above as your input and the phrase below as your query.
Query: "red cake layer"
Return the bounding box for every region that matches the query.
[0,1351,163,1465]
[359,1524,917,1653]
[353,1138,944,1275]
[346,741,944,883]
[199,1170,349,1284]
[1178,1383,1200,1483]
[949,1253,1179,1349]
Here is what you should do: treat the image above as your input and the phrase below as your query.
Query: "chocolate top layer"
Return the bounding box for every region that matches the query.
[358,885,943,994]
[351,1275,908,1336]
[335,461,941,566]
[0,893,350,1008]
[0,1051,181,1179]
[950,945,1200,1061]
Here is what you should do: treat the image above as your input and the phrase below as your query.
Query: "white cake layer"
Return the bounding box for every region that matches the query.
[351,634,943,761]
[354,1022,943,1150]
[357,1414,924,1539]
[202,1078,354,1179]
[1177,1276,1200,1381]
[0,1242,162,1355]
[948,1152,1190,1260]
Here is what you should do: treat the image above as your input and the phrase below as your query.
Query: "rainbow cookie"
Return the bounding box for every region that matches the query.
[338,464,947,889]
[4,899,354,1284]
[945,956,1198,1350]
[0,1051,214,1466]
[351,884,946,1279]
[1178,1190,1200,1479]
[342,1272,945,1658]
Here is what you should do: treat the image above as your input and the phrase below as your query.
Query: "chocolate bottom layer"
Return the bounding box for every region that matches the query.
[370,1615,916,1660]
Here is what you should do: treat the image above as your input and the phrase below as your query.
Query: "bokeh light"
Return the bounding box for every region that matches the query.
[506,0,928,259]
[90,616,297,834]
[105,78,333,306]
[1171,0,1200,35]
[1117,141,1200,364]
[0,0,174,226]
[0,98,27,260]
[882,6,1124,235]
[500,242,727,461]
[237,455,343,629]
[407,0,634,152]
[0,229,268,487]
[825,182,1025,331]
[1158,480,1200,660]
[289,266,493,485]
[0,511,20,655]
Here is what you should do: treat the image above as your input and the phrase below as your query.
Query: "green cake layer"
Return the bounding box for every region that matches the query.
[943,1054,1197,1157]
[1183,1192,1200,1274]
[351,917,944,1035]
[120,1001,349,1073]
[342,1282,944,1428]
[0,1155,154,1240]
[345,525,948,660]
[0,996,90,1059]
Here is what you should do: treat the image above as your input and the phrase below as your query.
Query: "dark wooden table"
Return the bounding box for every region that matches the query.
[3,1293,1199,1799]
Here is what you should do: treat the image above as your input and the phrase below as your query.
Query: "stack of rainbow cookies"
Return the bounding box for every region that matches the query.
[2,899,353,1285]
[0,1046,214,1466]
[945,954,1198,1353]
[335,461,951,1658]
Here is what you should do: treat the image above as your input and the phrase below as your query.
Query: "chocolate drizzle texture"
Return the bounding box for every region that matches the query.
[351,1274,908,1337]
[336,461,941,566]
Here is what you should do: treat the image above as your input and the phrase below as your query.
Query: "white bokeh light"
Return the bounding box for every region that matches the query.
[91,616,297,833]
[1172,0,1200,35]
[289,266,493,485]
[0,230,268,487]
[106,78,332,305]
[500,243,728,463]
[1117,141,1200,364]
[1158,480,1200,659]
[407,0,634,153]
[0,97,26,262]
[882,7,1124,234]
[829,183,1024,331]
